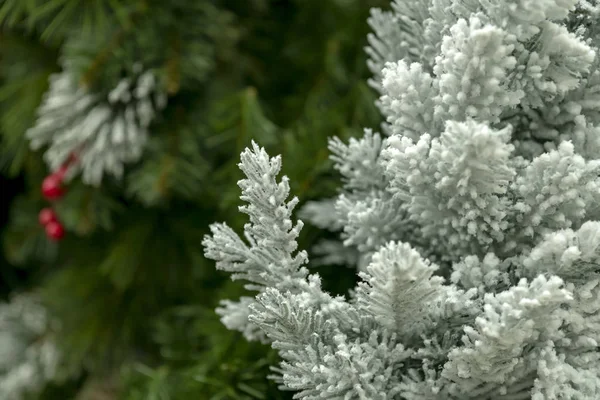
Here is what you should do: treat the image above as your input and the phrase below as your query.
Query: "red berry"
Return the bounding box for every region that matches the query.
[38,208,57,225]
[41,174,65,200]
[45,221,65,241]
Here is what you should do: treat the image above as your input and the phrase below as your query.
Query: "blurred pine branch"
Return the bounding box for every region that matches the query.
[0,0,385,398]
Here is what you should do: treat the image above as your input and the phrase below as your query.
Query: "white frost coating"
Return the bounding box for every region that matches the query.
[204,1,600,399]
[0,294,60,400]
[26,64,167,186]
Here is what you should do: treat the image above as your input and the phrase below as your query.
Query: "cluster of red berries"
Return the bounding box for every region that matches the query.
[41,163,69,200]
[38,157,75,241]
[38,207,64,240]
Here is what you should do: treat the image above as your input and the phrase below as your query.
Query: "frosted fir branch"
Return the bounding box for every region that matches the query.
[303,130,410,266]
[571,1,600,42]
[532,342,600,400]
[365,1,429,89]
[299,198,345,232]
[503,20,595,111]
[206,1,600,398]
[561,279,600,359]
[397,364,448,400]
[502,52,600,161]
[381,120,516,261]
[432,17,523,126]
[474,0,578,38]
[336,191,413,256]
[537,21,596,91]
[442,275,573,398]
[204,143,340,339]
[354,241,482,374]
[26,65,167,186]
[355,241,445,340]
[367,0,583,87]
[451,253,513,295]
[542,56,600,159]
[207,134,600,398]
[371,0,594,133]
[216,297,268,343]
[318,127,422,264]
[249,288,337,354]
[329,129,387,191]
[520,221,600,282]
[203,142,309,292]
[252,289,412,400]
[508,141,600,247]
[0,294,60,400]
[378,61,437,141]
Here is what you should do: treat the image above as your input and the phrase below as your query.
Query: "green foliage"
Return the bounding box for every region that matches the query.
[61,1,238,93]
[0,0,129,43]
[0,34,58,176]
[0,0,384,398]
[120,305,293,400]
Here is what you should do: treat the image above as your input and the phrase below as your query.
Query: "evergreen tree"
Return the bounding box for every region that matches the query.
[205,0,600,398]
[0,0,384,398]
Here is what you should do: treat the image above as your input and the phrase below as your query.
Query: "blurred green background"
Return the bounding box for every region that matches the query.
[0,0,384,398]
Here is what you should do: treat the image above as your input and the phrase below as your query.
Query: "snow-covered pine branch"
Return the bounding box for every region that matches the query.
[26,63,167,185]
[205,1,600,398]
